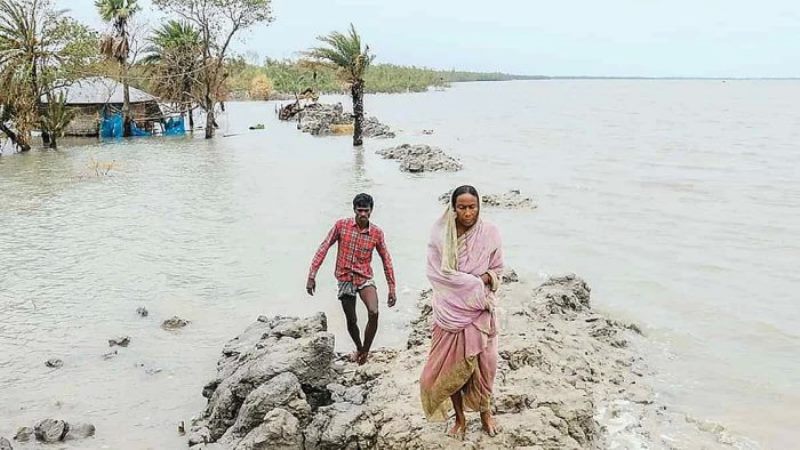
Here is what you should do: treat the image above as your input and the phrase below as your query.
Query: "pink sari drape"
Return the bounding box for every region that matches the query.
[420,209,504,421]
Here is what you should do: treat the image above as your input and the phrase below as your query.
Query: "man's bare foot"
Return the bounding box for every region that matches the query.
[480,411,500,436]
[446,419,466,440]
[348,351,361,363]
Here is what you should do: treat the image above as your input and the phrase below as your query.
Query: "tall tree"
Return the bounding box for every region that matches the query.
[0,0,97,151]
[153,0,273,139]
[142,20,201,130]
[96,0,139,137]
[0,0,47,151]
[305,24,374,146]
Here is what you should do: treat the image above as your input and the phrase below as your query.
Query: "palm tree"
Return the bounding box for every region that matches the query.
[1,0,96,151]
[0,0,47,151]
[305,24,374,146]
[96,0,139,137]
[0,0,63,152]
[142,20,200,130]
[38,92,75,149]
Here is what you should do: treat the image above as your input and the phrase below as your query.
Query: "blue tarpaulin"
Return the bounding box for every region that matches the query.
[130,121,150,136]
[100,109,154,138]
[99,111,123,138]
[99,108,185,138]
[163,116,186,136]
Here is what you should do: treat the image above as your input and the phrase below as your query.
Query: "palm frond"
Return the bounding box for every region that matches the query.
[303,23,374,84]
[94,0,140,22]
[39,91,75,138]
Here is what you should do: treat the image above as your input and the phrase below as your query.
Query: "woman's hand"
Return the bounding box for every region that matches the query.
[480,273,491,286]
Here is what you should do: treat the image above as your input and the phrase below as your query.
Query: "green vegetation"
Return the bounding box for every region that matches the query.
[152,0,274,138]
[304,24,373,146]
[228,59,448,95]
[142,20,202,129]
[366,64,448,92]
[96,0,141,137]
[1,0,540,149]
[39,92,76,149]
[0,0,98,151]
[225,60,543,97]
[440,70,547,82]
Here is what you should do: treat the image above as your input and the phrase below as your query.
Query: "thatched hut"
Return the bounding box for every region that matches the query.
[41,77,163,137]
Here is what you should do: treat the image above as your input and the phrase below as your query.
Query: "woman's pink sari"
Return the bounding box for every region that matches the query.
[420,208,504,421]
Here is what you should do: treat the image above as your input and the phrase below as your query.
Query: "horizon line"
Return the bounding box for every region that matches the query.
[455,75,800,81]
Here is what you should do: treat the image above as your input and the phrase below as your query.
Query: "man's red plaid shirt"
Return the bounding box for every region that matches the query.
[308,218,396,294]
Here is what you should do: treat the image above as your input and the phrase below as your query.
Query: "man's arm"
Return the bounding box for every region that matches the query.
[307,222,340,295]
[375,231,397,307]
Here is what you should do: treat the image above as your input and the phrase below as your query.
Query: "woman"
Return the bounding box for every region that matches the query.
[420,185,504,438]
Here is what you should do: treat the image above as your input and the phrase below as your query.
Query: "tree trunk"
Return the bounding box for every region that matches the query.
[205,109,215,138]
[0,122,31,152]
[183,74,194,132]
[351,80,364,147]
[204,92,215,139]
[48,136,57,149]
[122,63,132,137]
[42,131,51,145]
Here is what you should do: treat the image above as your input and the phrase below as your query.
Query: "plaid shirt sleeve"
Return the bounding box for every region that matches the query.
[375,230,397,294]
[308,221,340,280]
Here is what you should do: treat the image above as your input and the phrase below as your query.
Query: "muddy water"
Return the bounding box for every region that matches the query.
[1,80,798,448]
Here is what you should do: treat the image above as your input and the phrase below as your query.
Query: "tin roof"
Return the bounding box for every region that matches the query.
[42,77,158,105]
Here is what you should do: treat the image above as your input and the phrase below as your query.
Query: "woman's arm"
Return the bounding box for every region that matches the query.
[485,229,504,291]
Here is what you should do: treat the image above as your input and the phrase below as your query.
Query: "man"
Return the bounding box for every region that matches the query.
[306,193,397,365]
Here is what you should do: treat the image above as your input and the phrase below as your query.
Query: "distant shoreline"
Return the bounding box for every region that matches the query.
[451,76,800,81]
[224,76,798,101]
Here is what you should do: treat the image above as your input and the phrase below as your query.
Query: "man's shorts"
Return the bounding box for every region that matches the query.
[337,279,376,300]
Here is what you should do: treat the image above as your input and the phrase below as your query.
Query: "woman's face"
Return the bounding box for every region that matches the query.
[454,193,479,229]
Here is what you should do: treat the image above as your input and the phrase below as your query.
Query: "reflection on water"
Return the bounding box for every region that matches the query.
[352,147,368,189]
[1,80,800,448]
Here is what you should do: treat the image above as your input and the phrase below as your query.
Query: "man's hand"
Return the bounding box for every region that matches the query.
[388,292,397,308]
[306,278,316,296]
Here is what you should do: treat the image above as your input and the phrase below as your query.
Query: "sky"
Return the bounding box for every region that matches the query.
[59,0,800,78]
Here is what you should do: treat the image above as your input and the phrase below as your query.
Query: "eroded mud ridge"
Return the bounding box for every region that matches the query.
[279,102,395,138]
[186,274,746,449]
[376,144,462,173]
[437,189,536,209]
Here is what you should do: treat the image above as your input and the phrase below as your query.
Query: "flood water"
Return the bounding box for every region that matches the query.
[1,80,799,448]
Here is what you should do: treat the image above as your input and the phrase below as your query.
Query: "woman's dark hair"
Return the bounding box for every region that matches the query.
[353,193,374,209]
[450,185,479,208]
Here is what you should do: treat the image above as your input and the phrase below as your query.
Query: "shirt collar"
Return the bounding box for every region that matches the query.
[350,218,370,233]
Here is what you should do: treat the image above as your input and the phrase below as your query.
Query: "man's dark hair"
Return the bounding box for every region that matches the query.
[451,185,480,208]
[353,193,374,209]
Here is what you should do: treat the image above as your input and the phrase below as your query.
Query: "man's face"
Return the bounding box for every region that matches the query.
[354,206,372,227]
[454,194,479,228]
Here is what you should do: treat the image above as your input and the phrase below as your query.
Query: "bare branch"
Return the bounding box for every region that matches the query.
[126,19,149,66]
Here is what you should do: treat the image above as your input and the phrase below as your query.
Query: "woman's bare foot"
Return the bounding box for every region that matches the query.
[356,351,369,365]
[348,351,360,363]
[446,418,466,440]
[480,411,500,436]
